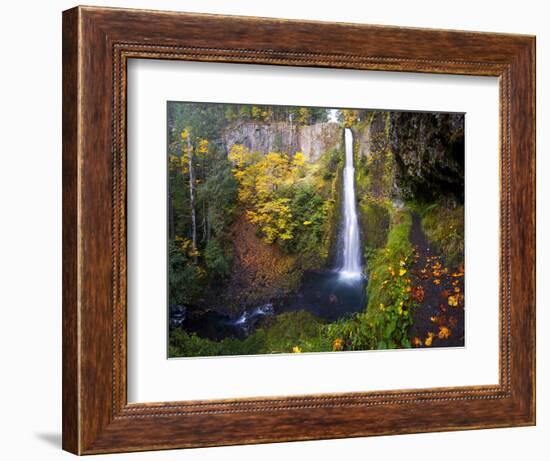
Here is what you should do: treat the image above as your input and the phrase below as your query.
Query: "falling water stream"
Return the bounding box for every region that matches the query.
[339,128,362,279]
[173,124,366,339]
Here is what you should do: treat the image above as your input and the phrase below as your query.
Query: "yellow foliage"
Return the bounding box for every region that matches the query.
[230,146,311,244]
[174,236,199,258]
[342,109,359,127]
[292,152,305,168]
[247,197,293,243]
[448,295,459,307]
[228,144,251,169]
[297,107,311,124]
[438,326,451,339]
[332,338,344,351]
[168,154,180,170]
[197,138,209,154]
[397,301,405,315]
[251,106,262,119]
[424,332,435,346]
[255,152,291,199]
[292,346,302,353]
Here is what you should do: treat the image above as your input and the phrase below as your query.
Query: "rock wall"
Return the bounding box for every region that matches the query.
[353,112,390,160]
[389,112,464,202]
[223,121,342,162]
[352,111,464,203]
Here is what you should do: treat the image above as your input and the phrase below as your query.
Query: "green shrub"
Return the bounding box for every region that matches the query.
[168,240,203,306]
[359,197,391,251]
[410,200,464,266]
[169,311,331,358]
[421,204,464,266]
[322,313,377,351]
[263,311,329,353]
[364,210,416,349]
[204,237,231,278]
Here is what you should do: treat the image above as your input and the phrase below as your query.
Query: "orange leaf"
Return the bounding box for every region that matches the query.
[411,286,425,303]
[448,295,459,307]
[332,338,344,351]
[424,332,435,347]
[438,326,451,339]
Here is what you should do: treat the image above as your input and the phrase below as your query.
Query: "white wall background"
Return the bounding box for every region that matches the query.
[0,0,545,459]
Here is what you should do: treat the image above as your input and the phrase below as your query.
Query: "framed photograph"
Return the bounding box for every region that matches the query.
[62,6,535,455]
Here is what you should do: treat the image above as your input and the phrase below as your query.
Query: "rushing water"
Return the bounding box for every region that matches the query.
[338,128,362,280]
[172,125,366,340]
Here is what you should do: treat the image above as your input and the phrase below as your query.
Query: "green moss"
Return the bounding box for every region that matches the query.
[170,306,380,358]
[168,311,332,357]
[322,148,344,263]
[263,311,331,353]
[410,201,464,266]
[364,210,415,349]
[422,205,464,266]
[322,312,378,351]
[169,328,265,358]
[353,113,395,262]
[359,197,391,252]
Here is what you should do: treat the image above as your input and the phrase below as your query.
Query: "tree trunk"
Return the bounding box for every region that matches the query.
[168,187,175,240]
[187,135,197,262]
[202,200,208,245]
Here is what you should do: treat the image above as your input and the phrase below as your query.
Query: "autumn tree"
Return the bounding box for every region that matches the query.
[167,102,239,304]
[181,128,197,261]
[229,145,321,245]
[340,109,359,127]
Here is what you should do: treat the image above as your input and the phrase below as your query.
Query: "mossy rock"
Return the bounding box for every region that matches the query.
[359,198,391,252]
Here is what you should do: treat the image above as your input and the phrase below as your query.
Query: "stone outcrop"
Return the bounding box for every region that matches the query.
[389,112,464,202]
[352,111,464,203]
[353,112,390,160]
[223,121,342,162]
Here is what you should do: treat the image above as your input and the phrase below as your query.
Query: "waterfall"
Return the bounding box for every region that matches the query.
[339,128,362,279]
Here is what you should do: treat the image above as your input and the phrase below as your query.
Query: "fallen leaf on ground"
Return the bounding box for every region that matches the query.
[448,295,459,307]
[438,326,451,339]
[411,286,425,302]
[430,315,446,326]
[332,338,343,351]
[425,332,435,346]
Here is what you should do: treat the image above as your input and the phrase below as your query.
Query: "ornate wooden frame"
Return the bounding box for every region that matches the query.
[62,5,536,455]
